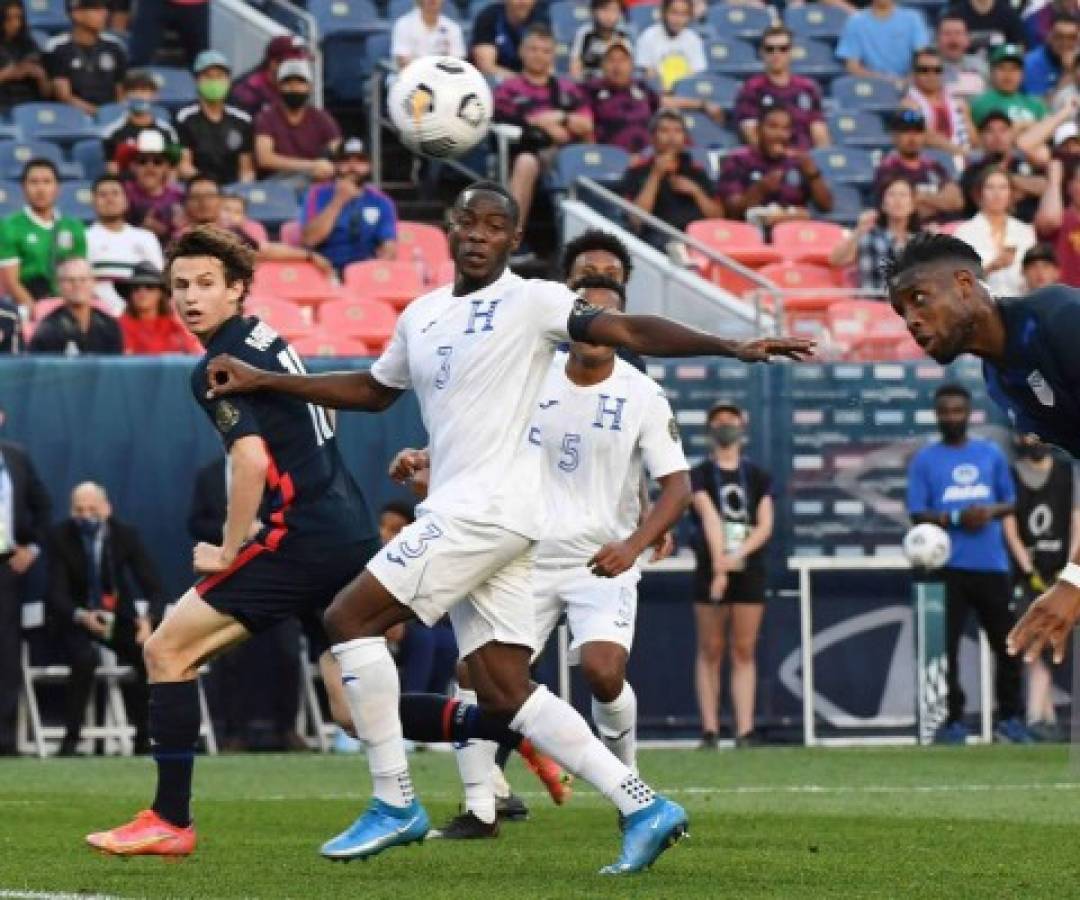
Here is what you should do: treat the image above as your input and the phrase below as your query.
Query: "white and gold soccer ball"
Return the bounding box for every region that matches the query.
[903,523,951,570]
[388,56,493,159]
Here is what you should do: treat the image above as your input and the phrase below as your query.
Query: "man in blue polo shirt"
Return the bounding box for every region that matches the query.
[907,383,1029,743]
[300,138,398,275]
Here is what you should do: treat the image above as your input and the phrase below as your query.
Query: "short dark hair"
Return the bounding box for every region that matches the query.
[760,105,792,125]
[165,224,256,298]
[92,173,124,192]
[21,157,58,183]
[457,180,521,227]
[913,46,940,64]
[568,273,626,309]
[561,229,633,282]
[649,108,686,134]
[123,69,159,93]
[707,402,744,422]
[978,110,1012,130]
[380,500,415,523]
[885,231,985,285]
[522,22,554,42]
[661,0,690,11]
[936,9,967,29]
[934,383,971,404]
[186,173,221,196]
[761,24,792,43]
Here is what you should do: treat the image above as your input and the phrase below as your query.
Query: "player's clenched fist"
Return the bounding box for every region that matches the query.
[193,542,235,576]
[589,540,638,578]
[389,447,431,499]
[1008,582,1080,664]
[206,354,264,398]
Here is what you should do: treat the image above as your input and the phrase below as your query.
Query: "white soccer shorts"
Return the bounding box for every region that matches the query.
[366,511,536,658]
[532,564,640,664]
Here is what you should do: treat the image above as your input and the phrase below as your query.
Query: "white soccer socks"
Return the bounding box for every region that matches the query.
[453,687,498,824]
[511,685,655,817]
[332,637,414,808]
[592,682,638,772]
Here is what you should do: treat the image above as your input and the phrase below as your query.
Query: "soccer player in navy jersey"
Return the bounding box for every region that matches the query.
[886,231,1080,665]
[86,225,381,857]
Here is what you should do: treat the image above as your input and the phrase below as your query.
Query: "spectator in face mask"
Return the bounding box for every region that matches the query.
[45,482,165,756]
[254,58,341,190]
[687,403,773,750]
[102,70,178,174]
[176,51,255,185]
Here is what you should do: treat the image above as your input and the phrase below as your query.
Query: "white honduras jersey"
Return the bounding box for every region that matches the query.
[370,270,581,539]
[533,352,688,568]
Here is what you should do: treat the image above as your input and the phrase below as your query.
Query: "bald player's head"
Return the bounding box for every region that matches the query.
[70,482,110,522]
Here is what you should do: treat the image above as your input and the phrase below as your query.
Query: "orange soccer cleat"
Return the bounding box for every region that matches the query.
[86,809,197,857]
[518,739,573,805]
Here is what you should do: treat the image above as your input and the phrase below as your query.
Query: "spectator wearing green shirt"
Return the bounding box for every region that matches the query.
[0,158,87,312]
[972,44,1047,129]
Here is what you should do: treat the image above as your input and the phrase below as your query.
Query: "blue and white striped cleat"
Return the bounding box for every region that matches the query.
[599,796,689,875]
[320,799,430,862]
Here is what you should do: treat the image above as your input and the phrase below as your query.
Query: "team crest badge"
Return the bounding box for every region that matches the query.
[1027,370,1055,407]
[215,401,240,433]
[363,207,380,225]
[668,417,680,442]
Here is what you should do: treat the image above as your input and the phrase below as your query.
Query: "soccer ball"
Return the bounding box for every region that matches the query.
[903,523,951,570]
[388,56,493,159]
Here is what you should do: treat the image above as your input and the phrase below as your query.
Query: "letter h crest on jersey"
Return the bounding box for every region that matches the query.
[593,394,626,431]
[464,299,501,334]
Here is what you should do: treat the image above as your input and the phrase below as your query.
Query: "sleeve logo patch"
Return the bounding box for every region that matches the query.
[215,400,240,433]
[668,417,681,442]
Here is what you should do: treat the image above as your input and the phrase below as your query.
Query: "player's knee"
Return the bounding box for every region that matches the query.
[580,652,626,703]
[476,683,530,719]
[142,632,179,681]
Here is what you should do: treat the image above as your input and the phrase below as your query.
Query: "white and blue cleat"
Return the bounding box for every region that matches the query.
[320,799,430,862]
[600,796,689,875]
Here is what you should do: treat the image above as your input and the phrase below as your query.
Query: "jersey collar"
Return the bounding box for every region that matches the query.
[204,314,248,354]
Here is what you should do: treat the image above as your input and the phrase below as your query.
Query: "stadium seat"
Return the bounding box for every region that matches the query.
[923,147,959,179]
[318,296,398,346]
[550,0,591,40]
[627,4,659,32]
[671,74,739,110]
[830,76,903,113]
[343,260,424,309]
[707,3,773,39]
[71,138,105,181]
[290,331,373,358]
[790,40,845,81]
[147,67,198,110]
[434,259,455,286]
[811,147,876,187]
[551,144,630,192]
[757,261,840,292]
[96,102,171,129]
[246,295,312,339]
[307,0,386,37]
[682,112,737,150]
[784,3,849,41]
[705,38,760,77]
[252,261,337,303]
[826,299,903,346]
[57,180,94,222]
[24,0,67,33]
[816,183,862,227]
[397,221,450,276]
[827,110,890,149]
[228,181,301,230]
[686,219,782,269]
[323,32,380,107]
[687,145,719,180]
[279,219,302,247]
[771,221,847,265]
[0,180,21,216]
[0,139,81,180]
[12,103,97,145]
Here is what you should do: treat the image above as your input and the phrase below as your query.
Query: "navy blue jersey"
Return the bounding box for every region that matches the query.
[984,287,1080,458]
[191,315,376,550]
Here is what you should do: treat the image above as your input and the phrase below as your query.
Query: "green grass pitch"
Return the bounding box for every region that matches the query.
[2,745,1080,899]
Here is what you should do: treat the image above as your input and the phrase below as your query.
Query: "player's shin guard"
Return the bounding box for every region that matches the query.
[511,685,654,817]
[592,683,638,772]
[453,688,498,824]
[333,637,414,808]
[149,680,201,828]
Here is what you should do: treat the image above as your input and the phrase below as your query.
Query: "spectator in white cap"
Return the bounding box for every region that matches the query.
[300,137,398,275]
[254,58,342,190]
[392,0,465,68]
[124,130,185,245]
[176,50,256,185]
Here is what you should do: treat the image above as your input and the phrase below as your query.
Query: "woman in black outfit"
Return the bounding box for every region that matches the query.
[0,0,49,106]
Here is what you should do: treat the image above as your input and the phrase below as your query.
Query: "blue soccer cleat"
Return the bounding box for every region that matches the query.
[599,796,688,875]
[320,799,430,862]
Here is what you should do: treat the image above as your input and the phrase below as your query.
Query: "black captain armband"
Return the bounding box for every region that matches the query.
[567,296,608,342]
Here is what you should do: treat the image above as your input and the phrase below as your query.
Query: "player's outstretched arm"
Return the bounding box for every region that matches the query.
[582,312,815,363]
[205,354,403,412]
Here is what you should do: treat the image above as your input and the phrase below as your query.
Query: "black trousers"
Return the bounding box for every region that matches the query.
[942,568,1022,723]
[57,616,149,745]
[0,566,20,753]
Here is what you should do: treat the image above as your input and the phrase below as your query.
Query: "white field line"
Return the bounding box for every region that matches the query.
[0,892,124,900]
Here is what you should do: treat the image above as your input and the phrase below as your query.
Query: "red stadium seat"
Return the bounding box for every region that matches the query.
[687,219,783,268]
[318,297,397,348]
[757,261,841,292]
[290,331,372,357]
[397,221,450,276]
[279,220,302,247]
[826,299,904,356]
[434,260,455,286]
[342,260,425,310]
[770,221,846,265]
[246,295,312,339]
[253,261,336,303]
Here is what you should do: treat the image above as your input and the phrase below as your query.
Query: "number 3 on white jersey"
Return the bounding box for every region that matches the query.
[277,347,334,445]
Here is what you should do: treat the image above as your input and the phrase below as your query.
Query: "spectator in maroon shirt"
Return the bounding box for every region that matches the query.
[872,107,963,221]
[124,130,185,246]
[733,25,829,151]
[254,58,341,190]
[493,24,593,228]
[585,38,660,155]
[718,106,833,226]
[1035,156,1080,286]
[230,34,309,117]
[619,108,722,249]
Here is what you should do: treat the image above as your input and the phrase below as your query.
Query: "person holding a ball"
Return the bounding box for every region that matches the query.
[906,383,1029,744]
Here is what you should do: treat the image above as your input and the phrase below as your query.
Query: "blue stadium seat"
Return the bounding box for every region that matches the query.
[791,40,844,81]
[705,38,760,77]
[682,112,738,150]
[671,74,739,110]
[72,139,106,182]
[784,4,849,42]
[323,32,378,106]
[816,183,862,227]
[549,0,590,42]
[96,103,172,129]
[228,181,301,229]
[24,0,67,33]
[827,110,890,149]
[923,147,959,180]
[811,147,876,187]
[308,0,387,38]
[0,180,21,216]
[58,180,94,222]
[706,3,773,39]
[550,143,629,192]
[830,76,903,113]
[147,67,198,110]
[627,4,659,33]
[12,103,97,145]
[687,145,721,180]
[0,139,81,180]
